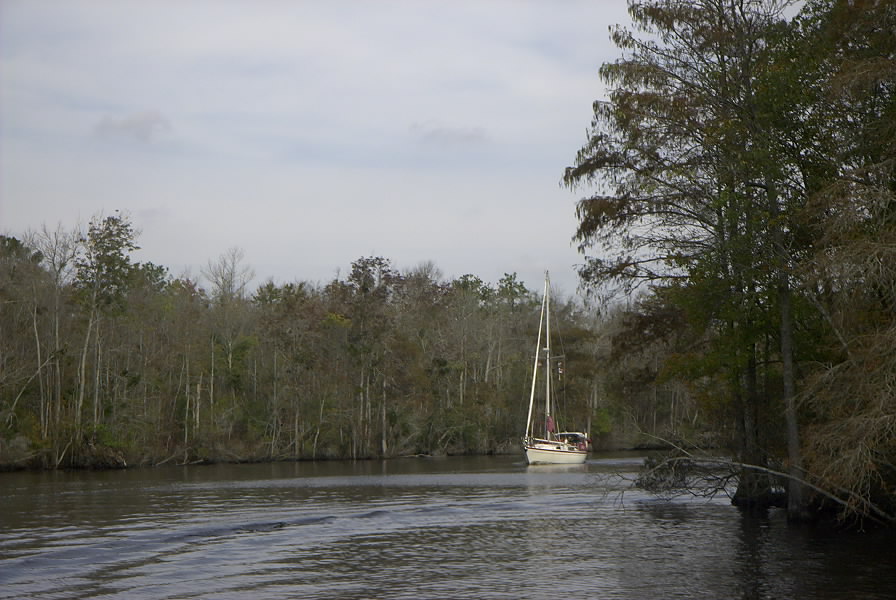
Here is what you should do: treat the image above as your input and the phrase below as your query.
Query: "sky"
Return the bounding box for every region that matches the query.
[0,0,633,297]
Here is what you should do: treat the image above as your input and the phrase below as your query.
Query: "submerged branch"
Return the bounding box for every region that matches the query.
[635,444,896,527]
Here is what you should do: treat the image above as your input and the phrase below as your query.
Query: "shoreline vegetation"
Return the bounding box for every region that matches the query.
[0,436,677,472]
[0,231,718,479]
[3,0,894,528]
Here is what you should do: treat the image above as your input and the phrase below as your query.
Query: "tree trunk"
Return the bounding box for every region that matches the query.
[196,373,202,432]
[93,319,101,430]
[733,346,774,509]
[76,307,96,439]
[53,294,63,433]
[294,408,300,459]
[767,177,808,520]
[381,378,388,456]
[209,339,215,430]
[184,378,190,451]
[779,274,807,519]
[32,296,47,438]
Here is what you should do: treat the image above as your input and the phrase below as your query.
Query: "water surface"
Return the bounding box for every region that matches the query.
[2,454,894,599]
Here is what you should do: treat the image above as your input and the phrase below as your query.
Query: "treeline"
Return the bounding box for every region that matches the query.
[2,221,633,468]
[565,0,895,523]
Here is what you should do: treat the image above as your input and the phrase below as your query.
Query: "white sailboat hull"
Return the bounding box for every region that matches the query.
[525,442,587,465]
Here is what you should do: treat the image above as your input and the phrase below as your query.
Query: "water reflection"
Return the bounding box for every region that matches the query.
[735,509,778,599]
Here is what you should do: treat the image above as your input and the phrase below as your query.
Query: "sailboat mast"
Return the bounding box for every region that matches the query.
[525,277,547,439]
[544,271,551,439]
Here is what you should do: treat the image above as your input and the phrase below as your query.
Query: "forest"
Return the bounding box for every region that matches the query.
[0,239,536,454]
[2,0,895,526]
[2,229,638,467]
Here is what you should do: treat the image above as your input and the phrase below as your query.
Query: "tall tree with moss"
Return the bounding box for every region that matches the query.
[563,0,816,515]
[791,0,896,523]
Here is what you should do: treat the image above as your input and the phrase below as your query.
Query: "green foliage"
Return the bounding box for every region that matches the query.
[497,272,528,306]
[1,235,43,264]
[452,274,494,303]
[94,423,130,452]
[323,312,351,328]
[132,262,169,294]
[74,212,139,311]
[591,407,613,435]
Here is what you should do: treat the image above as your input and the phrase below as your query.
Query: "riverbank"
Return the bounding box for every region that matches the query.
[0,434,527,472]
[1,431,661,472]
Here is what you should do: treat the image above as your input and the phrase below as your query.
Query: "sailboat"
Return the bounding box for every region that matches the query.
[523,272,588,465]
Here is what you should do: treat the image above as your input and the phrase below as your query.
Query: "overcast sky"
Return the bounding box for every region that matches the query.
[0,0,632,296]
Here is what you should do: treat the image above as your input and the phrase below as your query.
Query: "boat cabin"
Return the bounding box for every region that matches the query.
[555,432,589,450]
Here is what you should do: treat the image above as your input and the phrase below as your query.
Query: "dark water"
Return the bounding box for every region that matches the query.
[1,454,895,599]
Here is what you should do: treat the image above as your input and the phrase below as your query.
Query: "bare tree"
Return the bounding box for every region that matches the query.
[202,247,255,304]
[27,224,79,441]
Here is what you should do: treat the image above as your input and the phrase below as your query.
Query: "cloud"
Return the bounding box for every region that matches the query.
[410,120,488,146]
[95,110,171,142]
